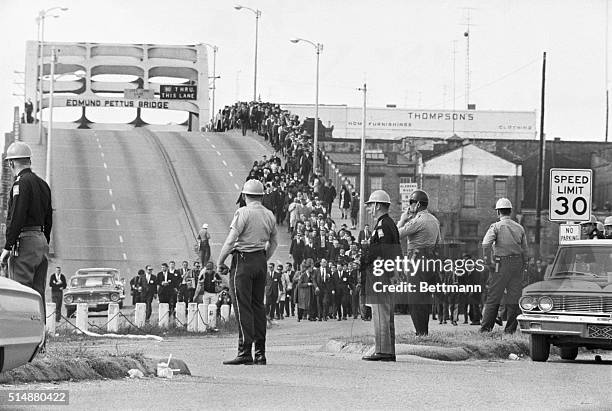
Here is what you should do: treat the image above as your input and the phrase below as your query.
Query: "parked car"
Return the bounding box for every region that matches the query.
[0,277,45,372]
[518,239,612,362]
[75,268,126,300]
[64,274,125,317]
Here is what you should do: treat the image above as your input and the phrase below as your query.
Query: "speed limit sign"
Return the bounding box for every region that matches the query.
[549,168,592,222]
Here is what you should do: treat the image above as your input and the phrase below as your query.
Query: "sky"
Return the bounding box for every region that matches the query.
[0,0,610,144]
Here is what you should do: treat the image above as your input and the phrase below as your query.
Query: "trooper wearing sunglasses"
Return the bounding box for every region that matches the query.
[397,190,441,336]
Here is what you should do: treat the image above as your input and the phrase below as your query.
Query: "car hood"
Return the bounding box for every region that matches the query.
[524,278,612,293]
[65,286,118,294]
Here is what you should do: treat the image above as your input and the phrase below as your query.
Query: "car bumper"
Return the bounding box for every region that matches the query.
[518,313,612,339]
[64,302,119,309]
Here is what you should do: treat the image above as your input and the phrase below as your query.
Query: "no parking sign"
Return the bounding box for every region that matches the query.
[549,168,592,222]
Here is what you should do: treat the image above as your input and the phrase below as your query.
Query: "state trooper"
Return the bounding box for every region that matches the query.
[397,190,441,336]
[361,190,402,362]
[480,198,528,333]
[580,216,603,239]
[218,179,278,365]
[1,141,52,309]
[604,216,612,239]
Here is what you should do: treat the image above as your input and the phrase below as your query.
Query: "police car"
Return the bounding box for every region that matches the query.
[518,240,612,362]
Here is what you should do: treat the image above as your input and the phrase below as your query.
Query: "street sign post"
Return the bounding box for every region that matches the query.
[160,85,197,100]
[558,223,581,244]
[549,168,592,222]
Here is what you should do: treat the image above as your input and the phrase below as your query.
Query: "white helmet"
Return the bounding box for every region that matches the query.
[495,198,512,209]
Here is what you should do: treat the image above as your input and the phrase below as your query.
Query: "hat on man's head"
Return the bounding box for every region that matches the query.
[202,223,209,229]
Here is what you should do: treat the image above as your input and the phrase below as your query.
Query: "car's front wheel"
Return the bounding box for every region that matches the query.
[530,334,550,362]
[560,346,578,360]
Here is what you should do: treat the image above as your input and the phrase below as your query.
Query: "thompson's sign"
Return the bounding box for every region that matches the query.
[549,168,592,222]
[280,104,537,139]
[160,85,197,100]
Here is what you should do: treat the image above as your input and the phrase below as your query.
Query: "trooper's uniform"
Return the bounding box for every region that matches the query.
[222,179,277,365]
[480,198,528,333]
[361,190,401,361]
[398,210,440,335]
[3,142,52,307]
[604,216,612,239]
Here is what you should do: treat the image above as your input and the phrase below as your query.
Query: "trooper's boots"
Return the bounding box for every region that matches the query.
[254,340,266,365]
[223,342,253,365]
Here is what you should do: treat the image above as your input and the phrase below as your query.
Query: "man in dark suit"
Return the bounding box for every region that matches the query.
[337,263,353,320]
[314,259,335,321]
[139,266,158,322]
[289,233,305,270]
[265,263,283,320]
[157,263,180,317]
[358,224,372,245]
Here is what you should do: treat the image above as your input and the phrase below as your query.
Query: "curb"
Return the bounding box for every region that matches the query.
[324,340,470,361]
[0,355,190,384]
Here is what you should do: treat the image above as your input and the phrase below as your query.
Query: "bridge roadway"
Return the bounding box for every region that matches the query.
[49,126,289,293]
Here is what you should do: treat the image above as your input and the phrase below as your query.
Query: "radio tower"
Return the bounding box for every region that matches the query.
[463,8,475,109]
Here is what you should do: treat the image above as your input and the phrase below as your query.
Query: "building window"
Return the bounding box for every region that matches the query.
[399,176,413,185]
[494,178,507,200]
[460,221,479,238]
[463,178,476,207]
[370,176,383,191]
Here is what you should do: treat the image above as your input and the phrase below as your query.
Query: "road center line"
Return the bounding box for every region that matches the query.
[100,152,105,158]
[108,189,113,196]
[222,160,227,166]
[106,175,111,182]
[122,253,127,260]
[228,171,233,177]
[115,219,120,226]
[119,235,124,243]
[216,151,221,156]
[234,183,240,190]
[211,144,216,148]
[103,162,107,169]
[111,203,116,211]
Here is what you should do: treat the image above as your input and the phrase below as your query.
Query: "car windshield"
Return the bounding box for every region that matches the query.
[550,245,612,280]
[71,276,114,288]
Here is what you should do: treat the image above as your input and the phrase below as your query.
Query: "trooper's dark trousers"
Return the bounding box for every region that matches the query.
[229,250,267,357]
[8,230,49,318]
[481,256,523,333]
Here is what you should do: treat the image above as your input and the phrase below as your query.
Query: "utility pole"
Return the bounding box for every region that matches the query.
[535,52,547,259]
[358,83,367,231]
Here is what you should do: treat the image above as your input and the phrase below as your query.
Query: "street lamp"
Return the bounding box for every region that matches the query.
[290,38,323,177]
[200,43,219,124]
[234,5,261,102]
[36,6,68,144]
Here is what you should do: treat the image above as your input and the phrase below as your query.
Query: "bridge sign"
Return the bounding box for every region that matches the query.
[549,168,592,222]
[160,85,197,100]
[559,223,580,244]
[124,89,155,99]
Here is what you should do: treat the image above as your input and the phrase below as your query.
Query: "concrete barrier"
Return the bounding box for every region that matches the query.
[45,303,56,334]
[207,304,217,328]
[134,303,146,327]
[187,303,198,332]
[197,303,207,332]
[107,303,120,332]
[220,304,230,322]
[76,303,88,333]
[159,303,170,328]
[176,302,186,327]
